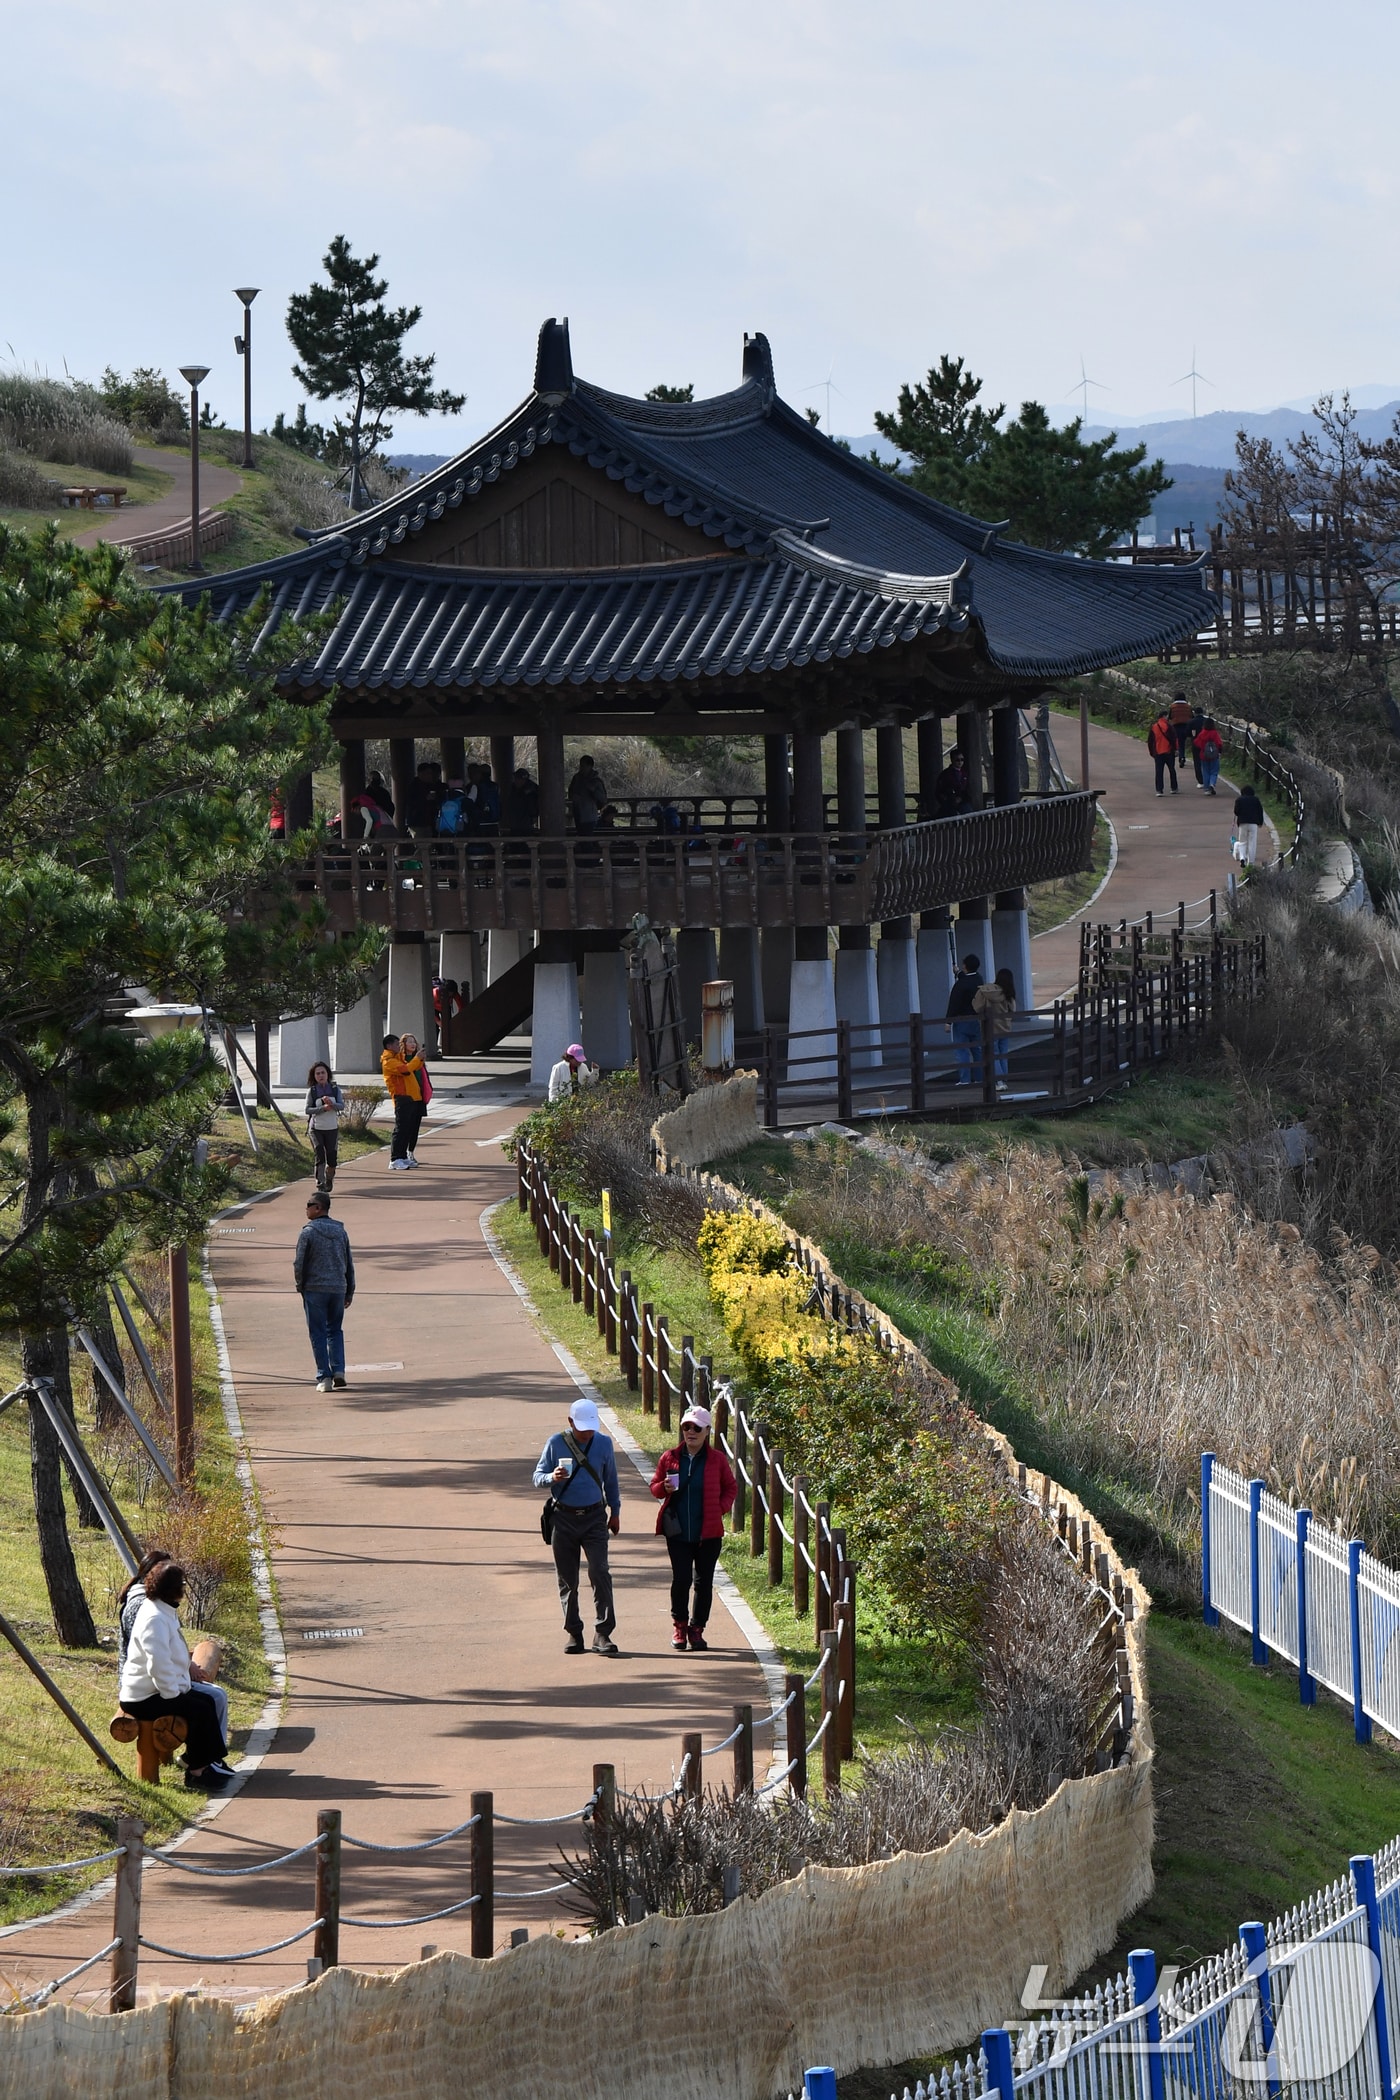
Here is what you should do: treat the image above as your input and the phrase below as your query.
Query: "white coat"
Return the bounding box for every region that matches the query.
[118,1596,191,1702]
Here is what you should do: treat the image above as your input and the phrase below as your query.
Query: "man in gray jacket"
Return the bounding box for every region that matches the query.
[293,1193,356,1393]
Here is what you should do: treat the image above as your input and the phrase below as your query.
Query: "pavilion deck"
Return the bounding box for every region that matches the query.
[299,792,1098,934]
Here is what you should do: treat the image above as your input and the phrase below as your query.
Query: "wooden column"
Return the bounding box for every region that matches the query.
[537,723,566,835]
[338,738,366,839]
[955,708,989,937]
[168,1246,194,1486]
[490,735,515,790]
[876,723,911,940]
[286,771,313,833]
[440,735,466,785]
[389,736,417,836]
[835,728,869,953]
[764,731,791,830]
[992,705,1027,914]
[916,715,943,819]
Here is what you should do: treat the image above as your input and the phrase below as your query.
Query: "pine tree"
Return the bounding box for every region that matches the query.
[286,237,465,509]
[0,525,379,1641]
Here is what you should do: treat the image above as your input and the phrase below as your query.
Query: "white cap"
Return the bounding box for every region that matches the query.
[568,1397,600,1433]
[680,1406,712,1431]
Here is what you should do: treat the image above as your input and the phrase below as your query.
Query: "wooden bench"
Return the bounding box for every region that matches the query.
[59,485,127,509]
[110,1710,187,1783]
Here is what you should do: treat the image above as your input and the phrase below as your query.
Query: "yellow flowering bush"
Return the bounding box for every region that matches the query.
[701,1207,854,1382]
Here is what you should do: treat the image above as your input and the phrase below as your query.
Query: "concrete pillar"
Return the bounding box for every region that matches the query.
[339,739,366,839]
[581,950,632,1070]
[438,931,479,1033]
[389,737,417,836]
[764,732,791,831]
[787,956,838,1090]
[877,930,919,1029]
[276,1013,330,1087]
[917,915,956,1022]
[677,928,719,1046]
[718,927,764,1039]
[760,928,794,1023]
[992,902,1033,1011]
[332,962,385,1075]
[386,938,433,1041]
[954,897,991,982]
[835,946,880,1070]
[537,724,566,835]
[487,929,527,983]
[531,959,581,1087]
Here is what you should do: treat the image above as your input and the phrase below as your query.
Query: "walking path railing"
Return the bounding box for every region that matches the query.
[1201,1452,1400,1748]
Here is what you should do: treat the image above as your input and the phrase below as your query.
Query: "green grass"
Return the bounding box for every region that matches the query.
[206,1105,387,1202]
[0,452,174,535]
[492,1200,978,1765]
[0,1263,276,1929]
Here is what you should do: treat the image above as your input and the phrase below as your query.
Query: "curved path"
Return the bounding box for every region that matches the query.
[0,1104,768,2006]
[72,444,243,548]
[1032,717,1277,1000]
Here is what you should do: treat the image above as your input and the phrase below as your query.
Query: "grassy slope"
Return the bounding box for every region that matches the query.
[492,1199,978,1767]
[1027,806,1112,937]
[716,1132,1400,1981]
[0,453,174,535]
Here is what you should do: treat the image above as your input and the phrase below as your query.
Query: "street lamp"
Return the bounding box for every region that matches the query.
[178,364,210,572]
[233,288,259,470]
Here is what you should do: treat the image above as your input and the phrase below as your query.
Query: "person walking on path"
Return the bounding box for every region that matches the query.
[1194,717,1223,796]
[973,966,1017,1083]
[533,1396,621,1655]
[1168,690,1193,767]
[1148,711,1179,797]
[945,953,983,1085]
[380,1031,431,1169]
[305,1061,345,1193]
[649,1405,737,1652]
[1234,783,1266,866]
[294,1191,355,1392]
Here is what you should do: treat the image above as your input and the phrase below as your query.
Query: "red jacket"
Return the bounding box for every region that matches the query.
[649,1443,737,1539]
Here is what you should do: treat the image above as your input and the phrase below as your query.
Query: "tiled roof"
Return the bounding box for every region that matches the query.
[187,533,972,692]
[173,321,1212,686]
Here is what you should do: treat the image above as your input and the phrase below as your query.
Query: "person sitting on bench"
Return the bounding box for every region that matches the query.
[118,1561,232,1789]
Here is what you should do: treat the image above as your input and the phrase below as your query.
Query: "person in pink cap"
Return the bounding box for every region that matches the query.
[649,1406,737,1650]
[547,1041,599,1103]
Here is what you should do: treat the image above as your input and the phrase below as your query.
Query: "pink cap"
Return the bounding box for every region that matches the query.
[566,1043,587,1062]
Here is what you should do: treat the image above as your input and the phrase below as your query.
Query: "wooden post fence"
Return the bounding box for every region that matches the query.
[785,1673,807,1799]
[108,1814,144,2014]
[470,1790,494,1959]
[821,1631,841,1794]
[314,1808,341,1970]
[732,1704,754,1795]
[793,1475,810,1618]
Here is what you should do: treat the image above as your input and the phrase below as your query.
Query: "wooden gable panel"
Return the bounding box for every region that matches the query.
[405,450,719,569]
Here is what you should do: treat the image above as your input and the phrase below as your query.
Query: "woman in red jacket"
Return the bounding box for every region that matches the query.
[649,1406,737,1651]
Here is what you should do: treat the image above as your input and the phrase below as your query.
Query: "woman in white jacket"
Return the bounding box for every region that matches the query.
[117,1562,230,1789]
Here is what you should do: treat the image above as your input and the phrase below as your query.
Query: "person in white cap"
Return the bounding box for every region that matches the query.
[649,1406,736,1650]
[547,1042,598,1104]
[532,1396,622,1653]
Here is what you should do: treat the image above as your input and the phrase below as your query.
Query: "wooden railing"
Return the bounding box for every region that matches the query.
[741,918,1266,1127]
[301,793,1100,934]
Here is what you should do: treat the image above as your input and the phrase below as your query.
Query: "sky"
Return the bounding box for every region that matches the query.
[6,0,1400,454]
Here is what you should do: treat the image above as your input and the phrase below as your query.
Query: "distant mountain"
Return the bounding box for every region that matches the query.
[388,453,452,480]
[1082,402,1400,469]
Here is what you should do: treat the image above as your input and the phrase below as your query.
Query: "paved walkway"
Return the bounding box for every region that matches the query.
[1032,717,1277,1000]
[0,1086,768,2005]
[73,444,243,548]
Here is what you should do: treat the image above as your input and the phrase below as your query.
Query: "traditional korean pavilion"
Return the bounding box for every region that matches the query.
[179,319,1211,1083]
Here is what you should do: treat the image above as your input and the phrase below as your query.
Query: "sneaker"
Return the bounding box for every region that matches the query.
[405,1153,420,1168]
[208,1760,237,1779]
[1155,789,1164,797]
[390,1158,410,1172]
[592,1634,620,1656]
[332,1375,348,1389]
[686,1625,708,1651]
[184,1767,231,1791]
[671,1621,689,1652]
[316,1376,332,1392]
[564,1637,585,1654]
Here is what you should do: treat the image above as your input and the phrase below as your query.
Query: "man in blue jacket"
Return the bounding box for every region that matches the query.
[534,1397,622,1654]
[293,1192,355,1393]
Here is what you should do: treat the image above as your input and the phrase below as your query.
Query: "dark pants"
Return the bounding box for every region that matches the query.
[392,1096,424,1161]
[1173,724,1191,765]
[667,1535,722,1629]
[303,1291,346,1379]
[1153,751,1178,793]
[120,1689,226,1768]
[312,1128,339,1189]
[950,1015,981,1084]
[551,1502,615,1639]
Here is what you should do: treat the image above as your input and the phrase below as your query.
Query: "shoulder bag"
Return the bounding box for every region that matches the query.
[540,1432,605,1545]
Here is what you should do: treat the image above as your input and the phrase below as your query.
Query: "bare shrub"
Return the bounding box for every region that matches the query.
[0,450,64,508]
[514,1071,710,1252]
[340,1085,384,1134]
[140,1487,252,1629]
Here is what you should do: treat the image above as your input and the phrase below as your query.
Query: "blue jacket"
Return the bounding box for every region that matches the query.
[533,1430,620,1516]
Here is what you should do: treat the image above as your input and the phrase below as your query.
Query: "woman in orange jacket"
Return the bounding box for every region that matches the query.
[380,1031,431,1171]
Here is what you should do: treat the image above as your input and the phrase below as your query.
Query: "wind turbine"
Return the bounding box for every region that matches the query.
[1068,355,1109,421]
[1172,350,1214,419]
[803,360,844,432]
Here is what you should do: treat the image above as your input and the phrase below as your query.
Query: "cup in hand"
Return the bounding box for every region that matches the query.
[557,1456,573,1477]
[666,1470,679,1492]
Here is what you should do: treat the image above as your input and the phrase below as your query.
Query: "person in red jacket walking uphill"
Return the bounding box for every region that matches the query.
[649,1405,737,1650]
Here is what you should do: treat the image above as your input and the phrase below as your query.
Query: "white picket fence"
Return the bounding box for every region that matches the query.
[1202,1452,1400,1744]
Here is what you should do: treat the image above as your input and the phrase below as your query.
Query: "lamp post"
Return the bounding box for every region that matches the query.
[178,365,210,572]
[233,288,259,470]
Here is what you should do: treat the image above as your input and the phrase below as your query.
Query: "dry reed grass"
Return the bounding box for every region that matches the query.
[0,375,131,476]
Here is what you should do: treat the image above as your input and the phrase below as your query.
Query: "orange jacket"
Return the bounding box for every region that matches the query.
[380,1048,427,1102]
[1149,718,1175,756]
